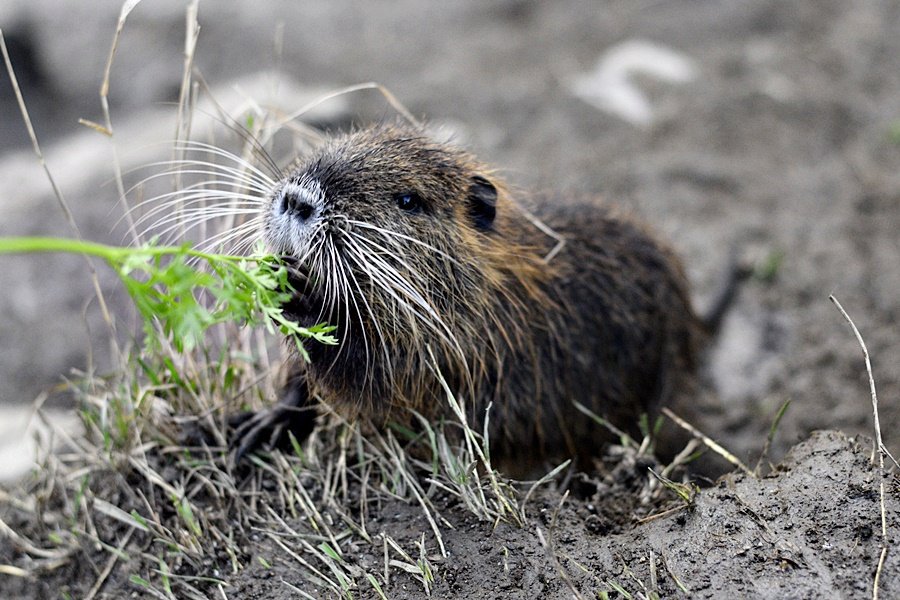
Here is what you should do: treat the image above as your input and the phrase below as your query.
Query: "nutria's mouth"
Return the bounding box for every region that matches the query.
[278,257,328,328]
[282,290,326,328]
[279,258,366,371]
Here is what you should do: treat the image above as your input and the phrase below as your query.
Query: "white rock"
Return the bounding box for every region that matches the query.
[0,405,83,483]
[569,39,698,126]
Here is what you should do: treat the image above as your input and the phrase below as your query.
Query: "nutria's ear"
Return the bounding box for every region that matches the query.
[467,176,497,231]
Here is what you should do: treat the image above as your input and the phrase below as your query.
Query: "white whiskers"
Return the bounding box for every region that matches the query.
[127,141,275,256]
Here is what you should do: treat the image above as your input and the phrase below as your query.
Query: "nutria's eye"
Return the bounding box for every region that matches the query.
[395,192,422,213]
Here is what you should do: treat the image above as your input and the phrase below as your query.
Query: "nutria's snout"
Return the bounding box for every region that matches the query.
[267,176,327,256]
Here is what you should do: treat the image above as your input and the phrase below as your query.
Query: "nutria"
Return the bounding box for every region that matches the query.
[233,122,709,473]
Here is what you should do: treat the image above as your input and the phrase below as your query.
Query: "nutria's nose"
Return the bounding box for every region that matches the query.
[293,200,315,221]
[280,190,316,222]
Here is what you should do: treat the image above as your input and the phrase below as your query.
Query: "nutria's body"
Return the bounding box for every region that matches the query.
[238,122,703,470]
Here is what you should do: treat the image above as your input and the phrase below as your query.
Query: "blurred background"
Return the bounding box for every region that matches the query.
[2,0,899,473]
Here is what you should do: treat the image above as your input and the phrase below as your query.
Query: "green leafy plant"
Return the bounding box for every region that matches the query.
[0,236,337,355]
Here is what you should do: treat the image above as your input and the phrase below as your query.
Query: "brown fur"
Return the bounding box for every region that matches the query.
[259,122,703,473]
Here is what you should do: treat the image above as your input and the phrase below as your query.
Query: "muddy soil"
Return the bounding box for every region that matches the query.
[226,431,899,599]
[3,431,897,598]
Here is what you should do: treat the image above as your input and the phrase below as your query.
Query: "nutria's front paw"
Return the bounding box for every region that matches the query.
[229,403,316,462]
[229,373,316,462]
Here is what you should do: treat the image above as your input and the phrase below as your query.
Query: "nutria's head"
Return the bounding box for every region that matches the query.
[263,123,543,420]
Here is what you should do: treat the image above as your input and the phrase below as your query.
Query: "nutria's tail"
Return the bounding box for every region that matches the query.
[698,244,752,334]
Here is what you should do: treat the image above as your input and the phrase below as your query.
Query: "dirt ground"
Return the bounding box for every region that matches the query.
[2,428,897,599]
[227,431,900,599]
[1,0,900,597]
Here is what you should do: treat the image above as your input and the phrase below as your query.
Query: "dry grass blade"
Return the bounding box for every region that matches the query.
[279,81,421,129]
[0,30,79,235]
[379,432,448,558]
[0,29,117,334]
[0,565,30,577]
[660,437,702,479]
[829,295,889,600]
[535,490,588,600]
[84,529,134,600]
[661,407,754,477]
[573,401,637,448]
[426,350,524,527]
[0,516,71,561]
[100,0,146,246]
[520,459,570,523]
[169,0,202,244]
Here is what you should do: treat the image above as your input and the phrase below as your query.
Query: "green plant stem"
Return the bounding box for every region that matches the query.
[0,236,227,264]
[0,235,262,301]
[0,235,337,354]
